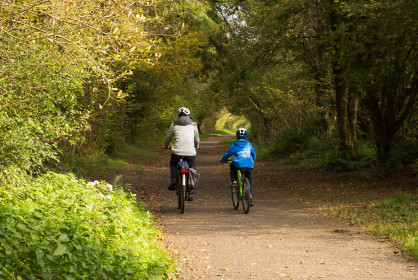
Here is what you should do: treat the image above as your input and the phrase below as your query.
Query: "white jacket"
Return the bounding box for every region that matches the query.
[164,116,200,156]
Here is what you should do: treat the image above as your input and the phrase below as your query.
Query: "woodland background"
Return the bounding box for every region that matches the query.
[1,0,417,174]
[0,1,417,278]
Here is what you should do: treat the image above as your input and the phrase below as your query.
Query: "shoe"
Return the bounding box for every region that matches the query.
[186,195,194,201]
[168,179,177,191]
[250,199,253,207]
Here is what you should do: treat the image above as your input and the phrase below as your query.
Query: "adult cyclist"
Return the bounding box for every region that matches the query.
[163,107,200,201]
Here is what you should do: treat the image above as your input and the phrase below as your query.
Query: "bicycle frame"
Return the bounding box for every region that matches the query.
[236,169,244,196]
[228,163,251,214]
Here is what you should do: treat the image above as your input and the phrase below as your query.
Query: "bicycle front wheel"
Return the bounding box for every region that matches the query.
[231,185,239,209]
[178,175,186,214]
[242,178,251,214]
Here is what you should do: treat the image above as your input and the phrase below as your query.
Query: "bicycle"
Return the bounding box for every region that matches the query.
[176,158,190,214]
[226,159,252,214]
[165,146,196,214]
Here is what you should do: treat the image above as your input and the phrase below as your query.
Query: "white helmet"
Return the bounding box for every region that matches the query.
[236,128,248,138]
[177,107,191,116]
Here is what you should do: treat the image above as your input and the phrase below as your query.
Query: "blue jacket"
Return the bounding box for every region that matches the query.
[220,140,256,168]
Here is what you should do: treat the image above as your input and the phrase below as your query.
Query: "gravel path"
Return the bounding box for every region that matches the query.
[130,136,416,280]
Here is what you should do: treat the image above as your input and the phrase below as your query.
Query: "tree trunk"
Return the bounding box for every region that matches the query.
[367,90,397,164]
[334,66,358,160]
[263,116,273,138]
[329,6,358,160]
[348,95,359,152]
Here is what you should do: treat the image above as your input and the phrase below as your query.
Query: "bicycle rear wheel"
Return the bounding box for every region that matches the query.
[178,175,186,214]
[231,185,239,209]
[242,178,251,214]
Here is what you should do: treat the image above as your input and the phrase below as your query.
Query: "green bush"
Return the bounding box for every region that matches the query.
[387,139,418,167]
[256,122,379,171]
[0,169,175,279]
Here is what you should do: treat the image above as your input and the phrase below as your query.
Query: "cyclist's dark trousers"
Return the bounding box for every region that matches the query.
[230,164,253,196]
[170,154,196,180]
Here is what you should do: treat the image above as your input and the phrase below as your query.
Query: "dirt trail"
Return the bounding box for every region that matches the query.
[129,136,416,280]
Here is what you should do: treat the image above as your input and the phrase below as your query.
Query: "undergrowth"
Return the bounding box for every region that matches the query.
[253,123,418,172]
[0,168,176,279]
[61,141,156,178]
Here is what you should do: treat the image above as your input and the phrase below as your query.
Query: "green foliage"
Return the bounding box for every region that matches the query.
[412,160,418,176]
[0,0,220,173]
[0,170,175,279]
[0,45,89,172]
[387,139,418,167]
[257,119,323,158]
[214,111,250,133]
[256,122,379,171]
[207,0,417,167]
[331,0,418,162]
[0,0,164,171]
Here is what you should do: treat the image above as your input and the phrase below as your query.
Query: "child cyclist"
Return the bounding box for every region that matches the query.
[220,128,256,206]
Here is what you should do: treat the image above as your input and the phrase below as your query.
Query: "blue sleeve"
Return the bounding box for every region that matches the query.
[220,144,235,163]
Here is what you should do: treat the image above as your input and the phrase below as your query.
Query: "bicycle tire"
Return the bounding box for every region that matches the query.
[231,185,239,209]
[178,175,186,214]
[242,177,251,214]
[177,180,181,209]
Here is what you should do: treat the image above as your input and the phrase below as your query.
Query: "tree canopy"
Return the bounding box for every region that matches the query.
[1,0,416,172]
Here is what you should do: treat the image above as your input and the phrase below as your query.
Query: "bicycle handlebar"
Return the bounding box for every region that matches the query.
[165,146,199,152]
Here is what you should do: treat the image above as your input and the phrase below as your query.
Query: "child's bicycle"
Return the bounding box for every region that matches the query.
[226,159,251,214]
